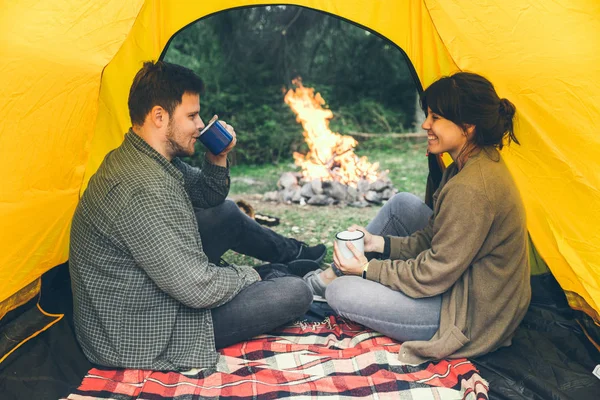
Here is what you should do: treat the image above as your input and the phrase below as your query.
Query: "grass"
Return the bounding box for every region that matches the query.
[224,136,429,266]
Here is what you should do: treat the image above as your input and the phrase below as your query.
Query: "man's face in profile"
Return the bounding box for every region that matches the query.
[166,92,204,158]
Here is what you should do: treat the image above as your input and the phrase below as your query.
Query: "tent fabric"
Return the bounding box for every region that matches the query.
[0,0,599,328]
[424,0,600,323]
[0,0,144,304]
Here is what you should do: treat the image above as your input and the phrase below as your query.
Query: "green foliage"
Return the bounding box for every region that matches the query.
[329,98,411,134]
[163,6,419,166]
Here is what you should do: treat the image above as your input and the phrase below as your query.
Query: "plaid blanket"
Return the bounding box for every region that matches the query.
[65,316,488,399]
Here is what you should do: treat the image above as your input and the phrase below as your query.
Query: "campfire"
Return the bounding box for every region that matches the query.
[263,79,397,207]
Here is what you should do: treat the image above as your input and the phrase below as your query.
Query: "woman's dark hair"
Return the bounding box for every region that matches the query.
[128,61,205,126]
[420,72,518,149]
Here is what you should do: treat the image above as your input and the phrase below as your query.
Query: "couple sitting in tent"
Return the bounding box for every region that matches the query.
[69,61,530,370]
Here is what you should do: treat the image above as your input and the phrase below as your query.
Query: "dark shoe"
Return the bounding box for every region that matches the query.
[287,259,322,278]
[295,242,327,264]
[255,263,291,280]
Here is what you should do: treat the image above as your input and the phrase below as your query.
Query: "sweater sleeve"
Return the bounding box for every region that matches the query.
[386,216,434,260]
[366,182,494,298]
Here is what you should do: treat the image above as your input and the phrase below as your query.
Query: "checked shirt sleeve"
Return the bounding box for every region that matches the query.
[112,188,258,309]
[172,157,230,208]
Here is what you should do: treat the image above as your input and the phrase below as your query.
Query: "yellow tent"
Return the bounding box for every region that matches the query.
[1,0,599,327]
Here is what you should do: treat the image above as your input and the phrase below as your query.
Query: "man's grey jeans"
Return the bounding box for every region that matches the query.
[326,193,442,342]
[194,200,312,349]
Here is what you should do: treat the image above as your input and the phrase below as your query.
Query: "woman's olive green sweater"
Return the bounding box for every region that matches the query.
[366,149,531,365]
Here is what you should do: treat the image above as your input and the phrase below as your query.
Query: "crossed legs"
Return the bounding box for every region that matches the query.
[211,276,312,349]
[325,193,442,342]
[194,200,312,347]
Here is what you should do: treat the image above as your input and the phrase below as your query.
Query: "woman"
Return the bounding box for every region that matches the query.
[305,72,531,364]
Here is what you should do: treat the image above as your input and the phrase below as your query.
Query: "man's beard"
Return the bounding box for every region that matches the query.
[166,122,194,158]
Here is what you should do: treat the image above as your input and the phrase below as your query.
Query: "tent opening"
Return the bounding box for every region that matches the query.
[160,5,431,195]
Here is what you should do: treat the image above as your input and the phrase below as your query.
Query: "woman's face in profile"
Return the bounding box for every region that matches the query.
[421,108,469,161]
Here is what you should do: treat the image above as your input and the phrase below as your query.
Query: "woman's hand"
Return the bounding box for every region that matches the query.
[347,225,384,253]
[333,241,368,276]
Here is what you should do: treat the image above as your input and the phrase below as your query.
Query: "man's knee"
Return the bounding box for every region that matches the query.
[217,199,243,216]
[196,199,244,226]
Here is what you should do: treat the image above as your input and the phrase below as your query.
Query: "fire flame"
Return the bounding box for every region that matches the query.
[284,78,380,186]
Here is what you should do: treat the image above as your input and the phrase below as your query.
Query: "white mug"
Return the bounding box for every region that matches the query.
[335,230,365,259]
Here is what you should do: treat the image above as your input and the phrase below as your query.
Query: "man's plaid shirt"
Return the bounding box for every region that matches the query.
[69,131,259,370]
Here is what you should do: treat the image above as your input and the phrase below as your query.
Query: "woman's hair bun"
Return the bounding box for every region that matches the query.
[499,98,516,118]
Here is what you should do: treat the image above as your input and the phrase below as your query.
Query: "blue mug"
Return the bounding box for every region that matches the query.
[199,120,233,155]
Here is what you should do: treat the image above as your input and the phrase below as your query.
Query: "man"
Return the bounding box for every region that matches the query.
[69,61,323,370]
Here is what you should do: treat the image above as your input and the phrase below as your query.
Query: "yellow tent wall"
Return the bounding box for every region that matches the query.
[1,1,599,319]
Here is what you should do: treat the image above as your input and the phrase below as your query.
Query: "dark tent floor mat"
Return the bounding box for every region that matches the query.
[473,273,600,399]
[1,265,599,400]
[0,264,92,400]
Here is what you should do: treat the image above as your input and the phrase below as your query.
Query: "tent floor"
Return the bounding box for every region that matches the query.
[0,264,92,400]
[1,264,599,400]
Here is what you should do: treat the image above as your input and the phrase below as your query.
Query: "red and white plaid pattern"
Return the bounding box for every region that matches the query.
[65,316,488,400]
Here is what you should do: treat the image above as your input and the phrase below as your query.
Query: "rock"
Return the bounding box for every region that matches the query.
[365,190,383,204]
[300,183,315,198]
[307,194,334,206]
[330,181,348,201]
[346,185,359,202]
[310,179,323,195]
[279,185,300,203]
[321,180,333,196]
[357,178,370,194]
[369,179,389,192]
[262,191,279,202]
[270,171,397,208]
[291,188,303,203]
[277,172,298,190]
[382,188,398,200]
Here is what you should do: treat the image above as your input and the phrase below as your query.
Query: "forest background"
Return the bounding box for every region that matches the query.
[163,5,429,264]
[164,5,422,165]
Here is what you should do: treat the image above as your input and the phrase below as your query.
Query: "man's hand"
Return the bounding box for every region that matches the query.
[347,225,384,253]
[333,241,368,276]
[205,120,237,167]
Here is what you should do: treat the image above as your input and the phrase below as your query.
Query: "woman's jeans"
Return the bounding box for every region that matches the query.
[325,192,442,342]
